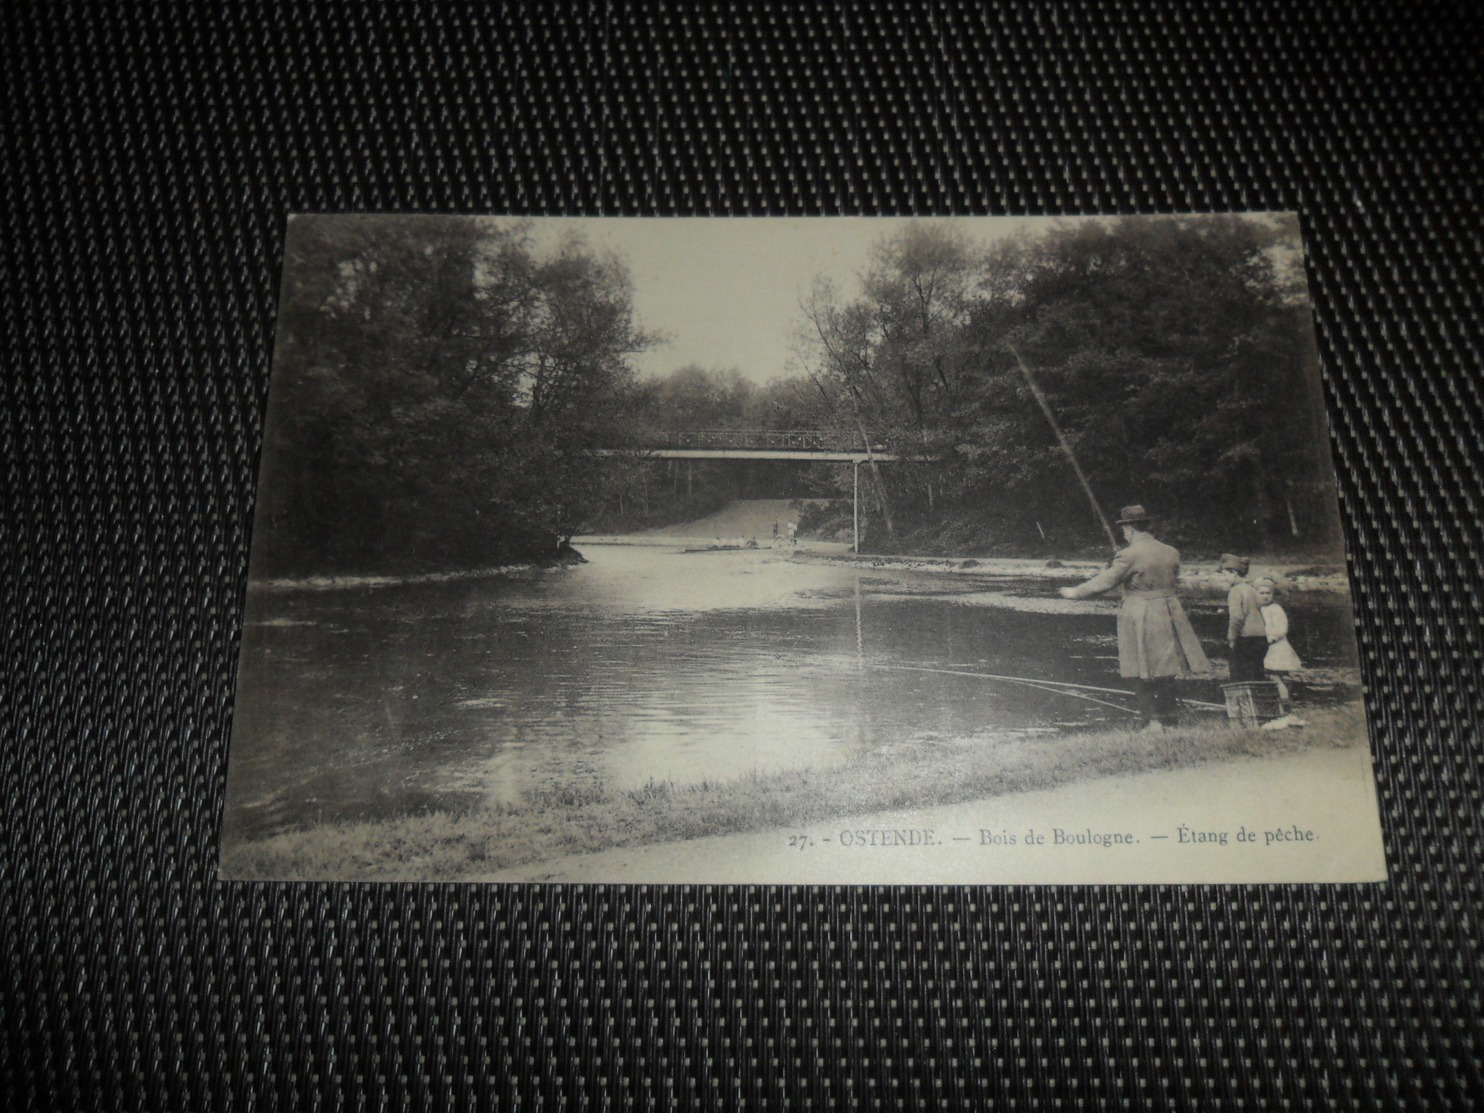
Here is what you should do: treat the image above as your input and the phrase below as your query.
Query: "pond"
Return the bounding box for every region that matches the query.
[223,542,1361,842]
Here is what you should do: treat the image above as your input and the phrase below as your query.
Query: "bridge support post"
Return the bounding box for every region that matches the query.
[852,460,860,553]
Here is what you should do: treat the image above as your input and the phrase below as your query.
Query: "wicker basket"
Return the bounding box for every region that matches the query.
[1221,680,1283,726]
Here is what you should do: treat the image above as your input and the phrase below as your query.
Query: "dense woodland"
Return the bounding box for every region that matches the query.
[254,216,654,574]
[255,215,1341,576]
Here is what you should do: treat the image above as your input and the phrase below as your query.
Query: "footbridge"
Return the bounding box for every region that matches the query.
[594,429,939,552]
[595,428,932,462]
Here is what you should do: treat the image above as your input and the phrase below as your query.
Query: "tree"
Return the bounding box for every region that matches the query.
[254,217,653,575]
[648,365,755,433]
[981,215,1328,550]
[786,214,1335,554]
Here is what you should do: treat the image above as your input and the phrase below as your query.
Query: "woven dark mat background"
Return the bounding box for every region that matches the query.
[4,1,1481,1108]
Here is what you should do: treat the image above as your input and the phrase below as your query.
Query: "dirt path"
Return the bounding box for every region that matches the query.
[494,742,1384,885]
[633,498,822,541]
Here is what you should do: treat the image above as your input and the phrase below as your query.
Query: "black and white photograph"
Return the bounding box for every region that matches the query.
[220,214,1385,884]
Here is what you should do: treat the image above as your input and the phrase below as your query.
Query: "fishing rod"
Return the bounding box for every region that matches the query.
[871,663,1136,714]
[875,662,1134,696]
[1006,341,1120,552]
[998,677,1139,716]
[871,663,1228,711]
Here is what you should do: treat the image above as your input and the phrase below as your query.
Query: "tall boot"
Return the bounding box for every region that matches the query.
[1134,679,1158,727]
[1153,677,1180,727]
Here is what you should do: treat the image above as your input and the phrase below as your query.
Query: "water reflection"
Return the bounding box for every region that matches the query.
[224,543,1359,840]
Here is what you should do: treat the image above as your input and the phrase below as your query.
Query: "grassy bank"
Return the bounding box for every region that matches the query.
[220,702,1367,882]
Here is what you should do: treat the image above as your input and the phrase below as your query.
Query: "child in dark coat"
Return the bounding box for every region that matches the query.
[1220,553,1268,682]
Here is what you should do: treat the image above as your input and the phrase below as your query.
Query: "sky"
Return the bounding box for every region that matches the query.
[525,216,1059,386]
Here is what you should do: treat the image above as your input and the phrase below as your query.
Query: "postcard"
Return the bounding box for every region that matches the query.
[221,214,1385,884]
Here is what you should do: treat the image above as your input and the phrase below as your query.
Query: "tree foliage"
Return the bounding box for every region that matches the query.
[795,215,1337,554]
[256,215,1338,572]
[254,216,652,575]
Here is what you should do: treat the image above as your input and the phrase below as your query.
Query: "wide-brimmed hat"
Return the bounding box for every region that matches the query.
[1115,504,1153,525]
[1218,553,1251,576]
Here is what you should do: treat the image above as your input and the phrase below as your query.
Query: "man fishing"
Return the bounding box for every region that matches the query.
[1058,505,1210,728]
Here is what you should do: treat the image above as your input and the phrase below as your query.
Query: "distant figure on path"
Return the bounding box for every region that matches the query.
[786,521,798,546]
[1059,505,1210,728]
[1220,553,1267,682]
[1256,577,1302,701]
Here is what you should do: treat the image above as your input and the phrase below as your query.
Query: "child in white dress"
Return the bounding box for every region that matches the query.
[1256,580,1302,702]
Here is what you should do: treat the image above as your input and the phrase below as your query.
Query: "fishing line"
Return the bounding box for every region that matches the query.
[871,663,1227,711]
[909,664,1137,695]
[872,664,1137,714]
[997,678,1140,716]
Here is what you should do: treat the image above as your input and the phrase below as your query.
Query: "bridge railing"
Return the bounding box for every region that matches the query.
[650,428,894,453]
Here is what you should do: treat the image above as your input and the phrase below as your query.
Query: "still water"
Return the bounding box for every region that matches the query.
[224,543,1359,841]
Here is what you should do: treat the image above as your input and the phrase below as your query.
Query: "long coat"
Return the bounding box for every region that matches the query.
[1065,533,1211,679]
